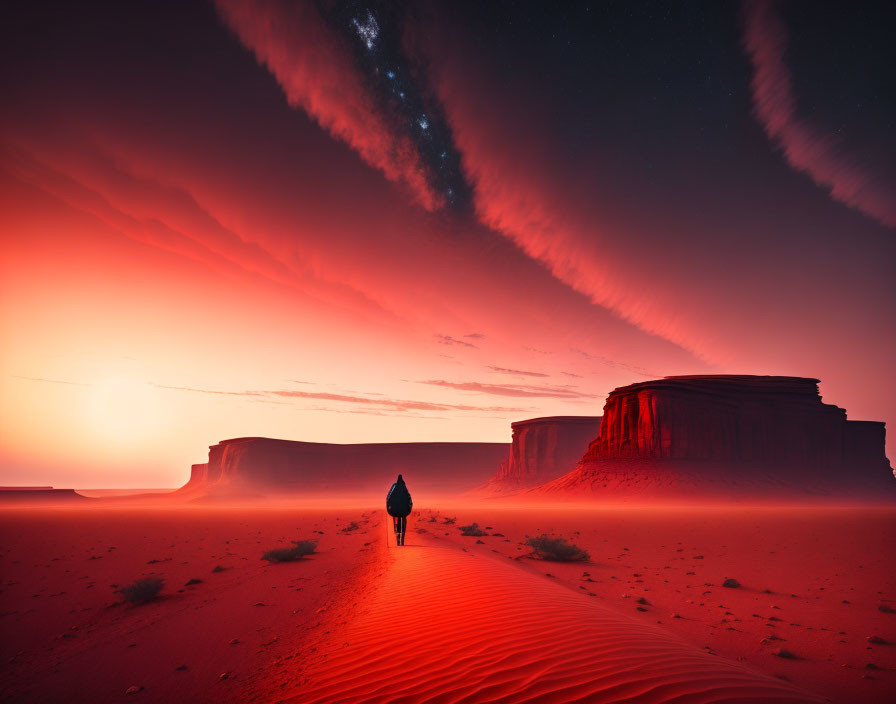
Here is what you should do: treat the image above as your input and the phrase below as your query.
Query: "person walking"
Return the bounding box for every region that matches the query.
[386,474,412,546]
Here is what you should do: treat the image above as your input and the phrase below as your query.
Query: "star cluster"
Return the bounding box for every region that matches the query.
[326,1,471,211]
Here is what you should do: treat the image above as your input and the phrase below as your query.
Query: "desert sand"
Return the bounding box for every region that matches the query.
[0,506,380,703]
[1,503,894,703]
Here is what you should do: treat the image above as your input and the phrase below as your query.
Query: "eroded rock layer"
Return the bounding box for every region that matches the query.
[533,376,893,500]
[179,438,509,498]
[485,416,601,492]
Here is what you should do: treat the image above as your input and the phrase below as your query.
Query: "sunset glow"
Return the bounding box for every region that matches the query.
[1,1,893,488]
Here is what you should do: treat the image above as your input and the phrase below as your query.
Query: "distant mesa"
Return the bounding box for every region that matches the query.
[481,416,601,494]
[530,375,894,501]
[0,487,92,504]
[179,437,509,500]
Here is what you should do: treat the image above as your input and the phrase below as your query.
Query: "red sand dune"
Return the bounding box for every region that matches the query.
[290,518,824,703]
[418,505,896,704]
[0,507,380,703]
[2,503,893,703]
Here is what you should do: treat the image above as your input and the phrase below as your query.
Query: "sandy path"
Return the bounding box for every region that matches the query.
[287,523,826,704]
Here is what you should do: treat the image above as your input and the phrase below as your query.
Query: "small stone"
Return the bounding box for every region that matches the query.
[772,648,797,659]
[219,672,229,680]
[867,635,888,645]
[722,578,740,588]
[125,685,143,694]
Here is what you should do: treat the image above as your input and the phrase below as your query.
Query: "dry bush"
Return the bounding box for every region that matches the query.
[261,539,318,563]
[120,577,164,604]
[525,535,589,562]
[459,522,487,537]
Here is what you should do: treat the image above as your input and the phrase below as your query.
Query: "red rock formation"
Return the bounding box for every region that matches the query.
[0,487,92,504]
[483,416,601,492]
[532,376,894,501]
[178,438,509,498]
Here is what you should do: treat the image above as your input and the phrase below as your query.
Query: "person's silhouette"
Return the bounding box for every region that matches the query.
[386,474,412,546]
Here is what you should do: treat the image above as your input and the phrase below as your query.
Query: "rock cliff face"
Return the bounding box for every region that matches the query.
[178,438,509,499]
[483,416,601,492]
[532,376,893,500]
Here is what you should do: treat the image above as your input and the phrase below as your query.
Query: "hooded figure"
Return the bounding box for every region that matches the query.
[386,474,412,546]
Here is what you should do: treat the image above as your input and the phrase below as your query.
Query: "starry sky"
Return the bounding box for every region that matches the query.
[1,0,894,486]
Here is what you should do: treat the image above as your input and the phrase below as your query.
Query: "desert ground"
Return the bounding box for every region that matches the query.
[1,503,894,703]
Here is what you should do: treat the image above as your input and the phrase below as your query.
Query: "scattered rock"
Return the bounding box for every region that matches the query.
[219,672,229,680]
[125,685,143,694]
[722,578,740,588]
[185,579,202,586]
[772,648,798,659]
[878,604,896,614]
[867,636,889,645]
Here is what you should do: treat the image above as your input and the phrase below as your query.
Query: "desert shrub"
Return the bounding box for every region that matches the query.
[261,539,317,563]
[459,522,487,537]
[525,535,589,562]
[442,516,456,524]
[120,577,164,604]
[341,521,360,533]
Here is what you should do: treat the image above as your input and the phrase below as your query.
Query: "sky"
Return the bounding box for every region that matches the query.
[1,0,894,487]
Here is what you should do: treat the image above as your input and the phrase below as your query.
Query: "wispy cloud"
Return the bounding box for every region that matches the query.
[742,0,896,228]
[12,375,90,387]
[419,379,597,399]
[152,383,263,397]
[570,349,657,378]
[435,334,479,349]
[486,366,549,378]
[153,382,526,414]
